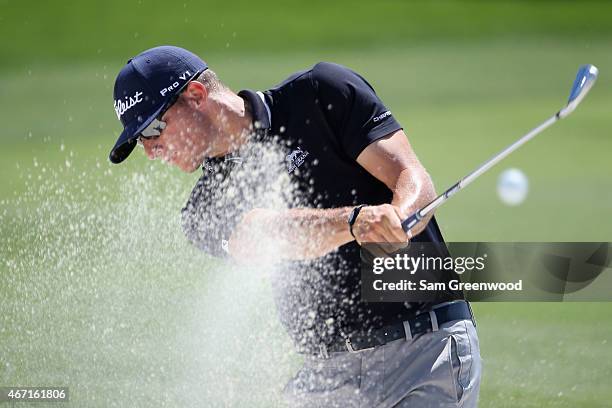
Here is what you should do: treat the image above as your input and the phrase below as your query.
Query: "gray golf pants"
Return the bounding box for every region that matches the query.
[284,318,481,407]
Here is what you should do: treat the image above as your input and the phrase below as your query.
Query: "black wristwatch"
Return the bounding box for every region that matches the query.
[348,205,367,238]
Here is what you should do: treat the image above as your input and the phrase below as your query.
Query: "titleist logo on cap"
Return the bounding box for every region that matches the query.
[114,91,144,120]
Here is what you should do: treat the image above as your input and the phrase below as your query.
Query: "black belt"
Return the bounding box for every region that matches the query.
[324,301,475,355]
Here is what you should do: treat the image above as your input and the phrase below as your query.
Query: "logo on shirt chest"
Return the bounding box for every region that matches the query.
[286,147,309,173]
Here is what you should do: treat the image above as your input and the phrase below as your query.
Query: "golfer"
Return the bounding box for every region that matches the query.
[109,45,481,407]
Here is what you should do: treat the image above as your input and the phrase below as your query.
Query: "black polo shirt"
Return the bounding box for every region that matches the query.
[182,62,457,353]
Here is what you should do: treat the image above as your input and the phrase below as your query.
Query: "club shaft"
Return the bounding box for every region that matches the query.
[402,112,560,232]
[459,114,559,190]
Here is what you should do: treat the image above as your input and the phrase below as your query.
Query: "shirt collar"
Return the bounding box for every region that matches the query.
[201,90,271,173]
[238,89,271,131]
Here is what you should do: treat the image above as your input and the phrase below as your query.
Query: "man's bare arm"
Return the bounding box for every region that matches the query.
[228,129,435,261]
[228,207,354,261]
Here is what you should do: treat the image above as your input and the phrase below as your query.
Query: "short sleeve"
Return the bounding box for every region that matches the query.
[311,62,402,160]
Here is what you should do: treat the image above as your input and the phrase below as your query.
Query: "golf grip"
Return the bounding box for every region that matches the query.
[401,211,422,232]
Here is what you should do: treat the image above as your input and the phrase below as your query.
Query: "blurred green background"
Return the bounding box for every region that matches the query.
[1,1,611,407]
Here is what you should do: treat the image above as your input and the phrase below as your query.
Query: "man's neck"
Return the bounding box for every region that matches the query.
[212,91,254,157]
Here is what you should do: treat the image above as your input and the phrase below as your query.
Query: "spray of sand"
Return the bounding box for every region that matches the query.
[0,142,305,406]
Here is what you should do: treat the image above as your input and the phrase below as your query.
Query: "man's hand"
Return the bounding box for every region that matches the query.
[352,204,410,255]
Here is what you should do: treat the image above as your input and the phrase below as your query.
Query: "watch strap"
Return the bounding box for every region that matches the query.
[348,205,367,239]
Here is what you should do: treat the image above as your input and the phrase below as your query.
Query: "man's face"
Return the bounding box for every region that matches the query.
[140,84,217,173]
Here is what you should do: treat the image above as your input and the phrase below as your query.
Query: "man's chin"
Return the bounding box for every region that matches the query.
[177,160,201,173]
[164,156,199,173]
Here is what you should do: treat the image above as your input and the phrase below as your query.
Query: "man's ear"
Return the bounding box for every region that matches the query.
[183,81,208,108]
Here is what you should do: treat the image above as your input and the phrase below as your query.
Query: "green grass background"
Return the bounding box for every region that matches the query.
[1,1,611,407]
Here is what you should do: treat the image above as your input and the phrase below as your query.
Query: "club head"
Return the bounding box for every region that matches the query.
[558,64,598,118]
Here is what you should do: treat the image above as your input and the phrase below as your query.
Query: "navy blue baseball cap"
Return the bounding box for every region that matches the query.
[109,46,208,164]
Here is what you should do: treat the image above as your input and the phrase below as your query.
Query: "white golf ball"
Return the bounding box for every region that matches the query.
[497,168,529,206]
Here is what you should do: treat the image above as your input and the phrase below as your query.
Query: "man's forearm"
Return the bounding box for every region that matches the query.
[391,167,437,236]
[355,130,437,238]
[228,206,355,262]
[228,168,436,262]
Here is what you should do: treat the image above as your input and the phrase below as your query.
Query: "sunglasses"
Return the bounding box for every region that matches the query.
[136,99,174,146]
[137,117,167,146]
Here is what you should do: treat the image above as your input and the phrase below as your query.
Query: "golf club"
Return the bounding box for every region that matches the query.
[402,64,599,234]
